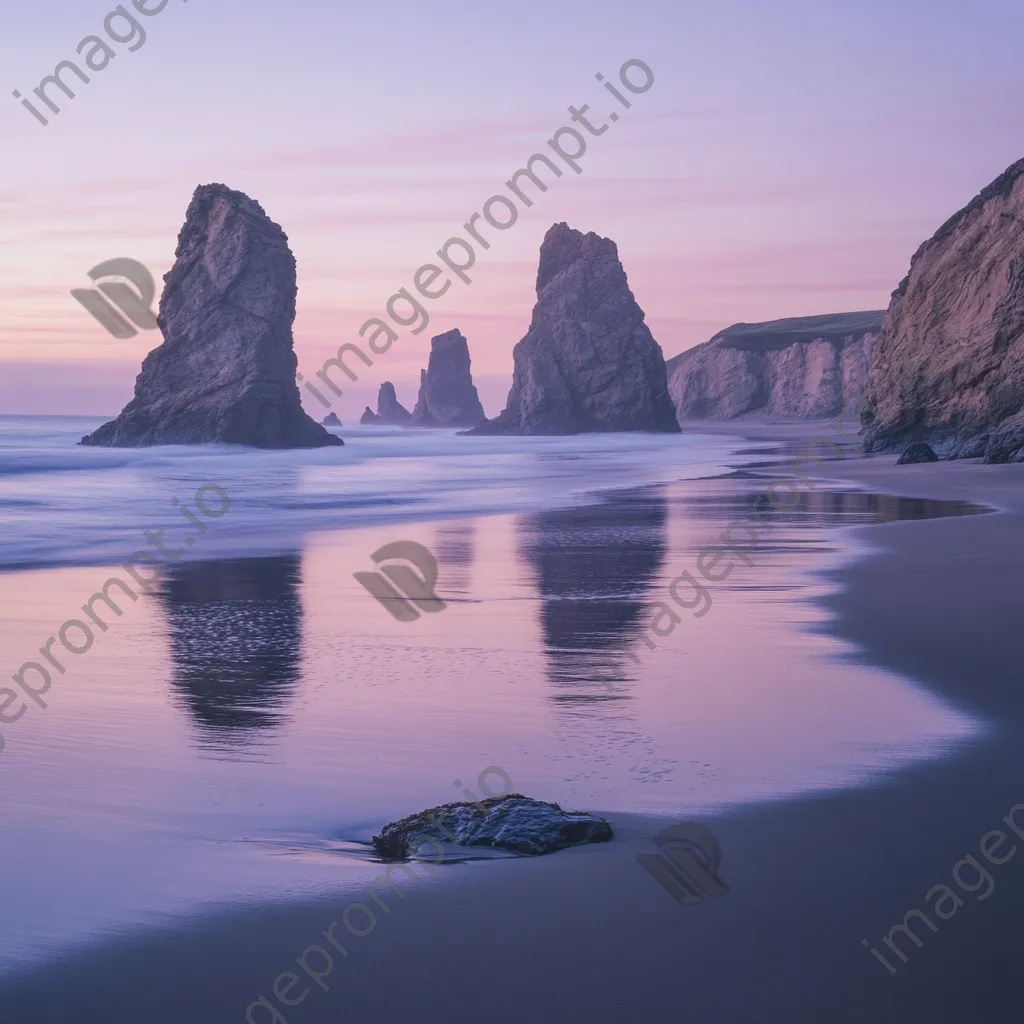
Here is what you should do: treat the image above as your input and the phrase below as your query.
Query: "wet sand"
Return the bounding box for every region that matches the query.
[3,424,1023,1023]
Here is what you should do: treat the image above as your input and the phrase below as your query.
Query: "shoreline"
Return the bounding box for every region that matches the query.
[3,422,1023,1022]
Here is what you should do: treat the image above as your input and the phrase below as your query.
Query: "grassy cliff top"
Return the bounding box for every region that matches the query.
[669,311,885,365]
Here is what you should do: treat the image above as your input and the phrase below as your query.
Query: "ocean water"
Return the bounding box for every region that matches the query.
[0,416,749,571]
[0,416,984,971]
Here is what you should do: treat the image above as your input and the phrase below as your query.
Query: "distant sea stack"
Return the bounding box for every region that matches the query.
[322,412,342,427]
[80,183,341,449]
[359,383,411,426]
[666,311,882,420]
[377,382,412,425]
[860,158,1024,460]
[408,330,486,428]
[863,158,1024,462]
[469,223,679,435]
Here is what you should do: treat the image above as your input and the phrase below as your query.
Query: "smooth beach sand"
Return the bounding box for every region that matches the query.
[4,423,1023,1024]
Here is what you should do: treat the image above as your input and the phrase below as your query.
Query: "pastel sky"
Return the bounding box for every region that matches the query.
[2,0,1023,418]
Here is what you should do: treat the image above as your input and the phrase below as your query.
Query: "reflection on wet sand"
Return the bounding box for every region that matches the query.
[157,555,304,746]
[625,481,990,660]
[518,482,988,692]
[684,483,987,528]
[517,489,668,701]
[432,522,477,595]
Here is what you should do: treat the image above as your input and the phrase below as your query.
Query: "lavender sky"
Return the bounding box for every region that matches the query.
[2,0,1022,418]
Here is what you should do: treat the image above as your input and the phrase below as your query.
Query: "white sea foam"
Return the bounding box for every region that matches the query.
[0,416,752,572]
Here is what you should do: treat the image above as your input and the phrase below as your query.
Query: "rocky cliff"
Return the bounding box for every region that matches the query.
[408,330,486,428]
[469,223,679,435]
[862,158,1024,462]
[81,183,341,449]
[666,311,882,421]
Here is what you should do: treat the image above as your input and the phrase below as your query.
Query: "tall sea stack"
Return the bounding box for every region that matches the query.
[408,330,486,428]
[470,223,679,435]
[863,158,1024,462]
[81,183,341,449]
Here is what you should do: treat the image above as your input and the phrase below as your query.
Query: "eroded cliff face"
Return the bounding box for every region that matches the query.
[666,312,882,420]
[862,158,1024,462]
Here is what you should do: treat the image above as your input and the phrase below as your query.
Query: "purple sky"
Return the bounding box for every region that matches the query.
[3,0,1023,418]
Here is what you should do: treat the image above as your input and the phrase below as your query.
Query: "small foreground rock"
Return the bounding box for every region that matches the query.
[372,795,614,859]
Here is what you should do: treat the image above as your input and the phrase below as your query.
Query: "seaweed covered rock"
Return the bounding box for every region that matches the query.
[372,795,613,859]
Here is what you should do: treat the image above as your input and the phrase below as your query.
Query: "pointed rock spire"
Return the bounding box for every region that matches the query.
[81,183,341,448]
